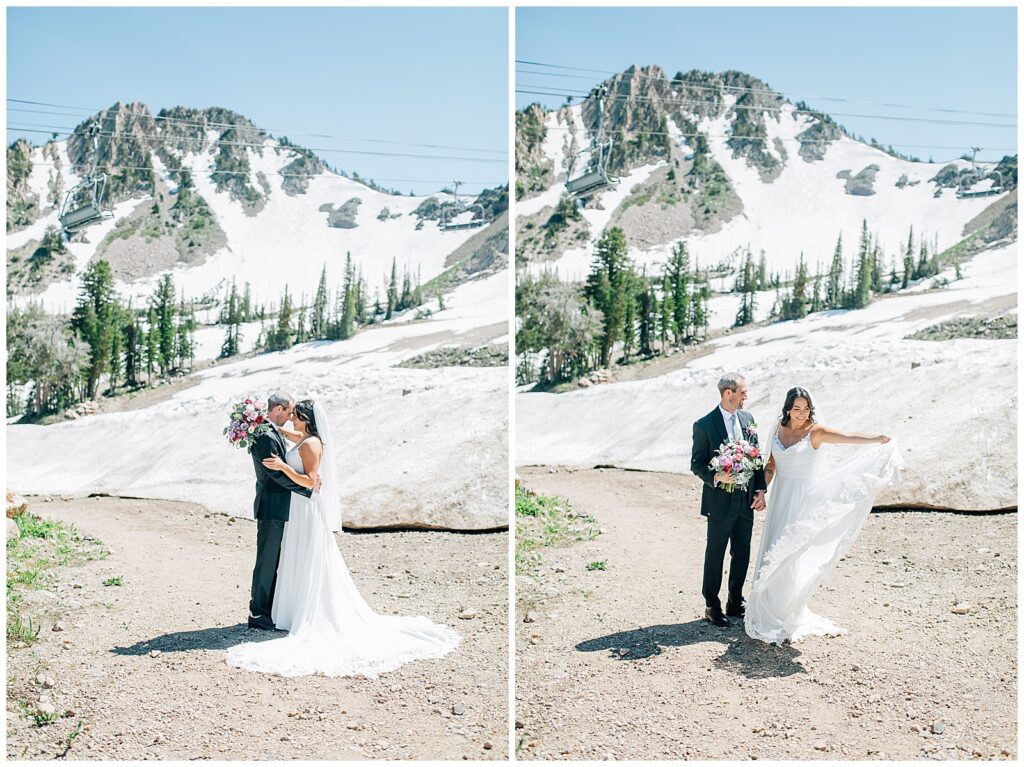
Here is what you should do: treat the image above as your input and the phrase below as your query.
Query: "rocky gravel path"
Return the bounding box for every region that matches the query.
[515,467,1016,761]
[7,496,508,760]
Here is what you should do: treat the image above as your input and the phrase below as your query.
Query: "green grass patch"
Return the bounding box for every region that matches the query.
[586,560,607,571]
[16,514,65,539]
[104,218,139,244]
[618,188,654,214]
[6,613,40,645]
[102,576,123,587]
[515,483,600,576]
[7,512,108,651]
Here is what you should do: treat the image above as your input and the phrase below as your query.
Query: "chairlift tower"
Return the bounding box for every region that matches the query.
[440,179,487,231]
[956,145,1004,200]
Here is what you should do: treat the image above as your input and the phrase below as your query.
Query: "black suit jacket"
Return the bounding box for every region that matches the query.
[251,425,312,522]
[691,406,767,518]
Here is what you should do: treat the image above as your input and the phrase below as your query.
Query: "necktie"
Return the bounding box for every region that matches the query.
[731,413,742,442]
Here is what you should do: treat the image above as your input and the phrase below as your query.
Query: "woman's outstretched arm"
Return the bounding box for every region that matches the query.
[811,423,891,449]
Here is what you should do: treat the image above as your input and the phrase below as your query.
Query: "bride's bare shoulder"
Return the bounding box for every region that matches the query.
[298,436,323,453]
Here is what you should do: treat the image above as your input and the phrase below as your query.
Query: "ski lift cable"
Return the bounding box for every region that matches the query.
[503,119,1016,158]
[517,67,1018,120]
[515,87,1017,129]
[8,123,509,165]
[6,98,507,156]
[4,123,507,163]
[518,80,1018,126]
[515,60,1017,119]
[20,159,501,191]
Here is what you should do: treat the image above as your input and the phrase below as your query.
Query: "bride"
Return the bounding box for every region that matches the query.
[226,399,460,677]
[744,387,902,645]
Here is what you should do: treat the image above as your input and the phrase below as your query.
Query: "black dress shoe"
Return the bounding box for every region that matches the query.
[726,602,746,618]
[247,618,276,631]
[704,607,730,627]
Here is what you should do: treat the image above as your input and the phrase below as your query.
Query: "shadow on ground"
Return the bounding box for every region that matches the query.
[112,623,280,655]
[575,619,806,679]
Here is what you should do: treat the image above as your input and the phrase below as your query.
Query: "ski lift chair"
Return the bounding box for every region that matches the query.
[58,123,112,233]
[59,174,110,231]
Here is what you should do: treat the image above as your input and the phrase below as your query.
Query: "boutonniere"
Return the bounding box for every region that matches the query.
[744,422,759,440]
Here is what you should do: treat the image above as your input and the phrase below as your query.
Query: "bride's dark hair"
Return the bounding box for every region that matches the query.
[293,399,323,444]
[780,387,816,427]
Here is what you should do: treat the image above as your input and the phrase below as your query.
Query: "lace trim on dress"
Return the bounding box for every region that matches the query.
[774,431,811,451]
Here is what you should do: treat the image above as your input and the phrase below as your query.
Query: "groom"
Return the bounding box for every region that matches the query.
[247,391,313,630]
[691,373,767,628]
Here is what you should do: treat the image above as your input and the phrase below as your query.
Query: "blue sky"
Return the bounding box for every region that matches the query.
[517,7,1017,163]
[7,7,508,195]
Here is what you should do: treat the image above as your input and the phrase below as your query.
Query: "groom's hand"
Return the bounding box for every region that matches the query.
[752,490,766,511]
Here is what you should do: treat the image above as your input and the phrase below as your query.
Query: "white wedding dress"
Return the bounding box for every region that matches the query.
[744,421,902,645]
[227,404,460,677]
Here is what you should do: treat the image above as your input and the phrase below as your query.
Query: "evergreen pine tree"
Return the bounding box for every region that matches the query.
[810,270,824,313]
[356,270,368,323]
[734,249,757,327]
[71,260,119,399]
[658,273,674,351]
[399,268,413,312]
[220,281,241,358]
[852,220,873,309]
[175,294,194,370]
[621,286,637,362]
[124,304,141,389]
[928,243,940,277]
[915,240,929,280]
[870,244,884,293]
[273,288,294,350]
[386,258,398,319]
[107,303,123,393]
[145,306,159,383]
[665,241,691,344]
[341,253,357,339]
[694,266,711,339]
[152,274,177,375]
[584,227,632,368]
[294,303,308,345]
[312,265,328,338]
[826,233,844,309]
[784,253,809,320]
[902,226,914,289]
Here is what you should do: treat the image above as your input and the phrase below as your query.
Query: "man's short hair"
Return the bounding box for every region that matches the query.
[717,374,745,395]
[268,392,294,410]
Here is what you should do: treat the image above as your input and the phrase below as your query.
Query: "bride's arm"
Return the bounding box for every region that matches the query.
[763,454,776,486]
[261,440,322,489]
[277,424,303,442]
[811,423,890,449]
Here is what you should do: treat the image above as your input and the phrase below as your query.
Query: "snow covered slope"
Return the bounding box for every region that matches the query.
[516,243,1017,511]
[8,271,510,530]
[520,93,1012,282]
[8,107,503,312]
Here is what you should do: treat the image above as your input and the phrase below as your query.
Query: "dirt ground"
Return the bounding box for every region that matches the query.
[6,496,508,760]
[515,466,1017,761]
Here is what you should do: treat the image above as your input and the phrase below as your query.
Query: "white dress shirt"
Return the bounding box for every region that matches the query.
[719,405,743,442]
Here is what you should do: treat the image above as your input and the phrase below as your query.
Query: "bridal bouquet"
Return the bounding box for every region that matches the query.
[224,396,271,450]
[711,440,765,493]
